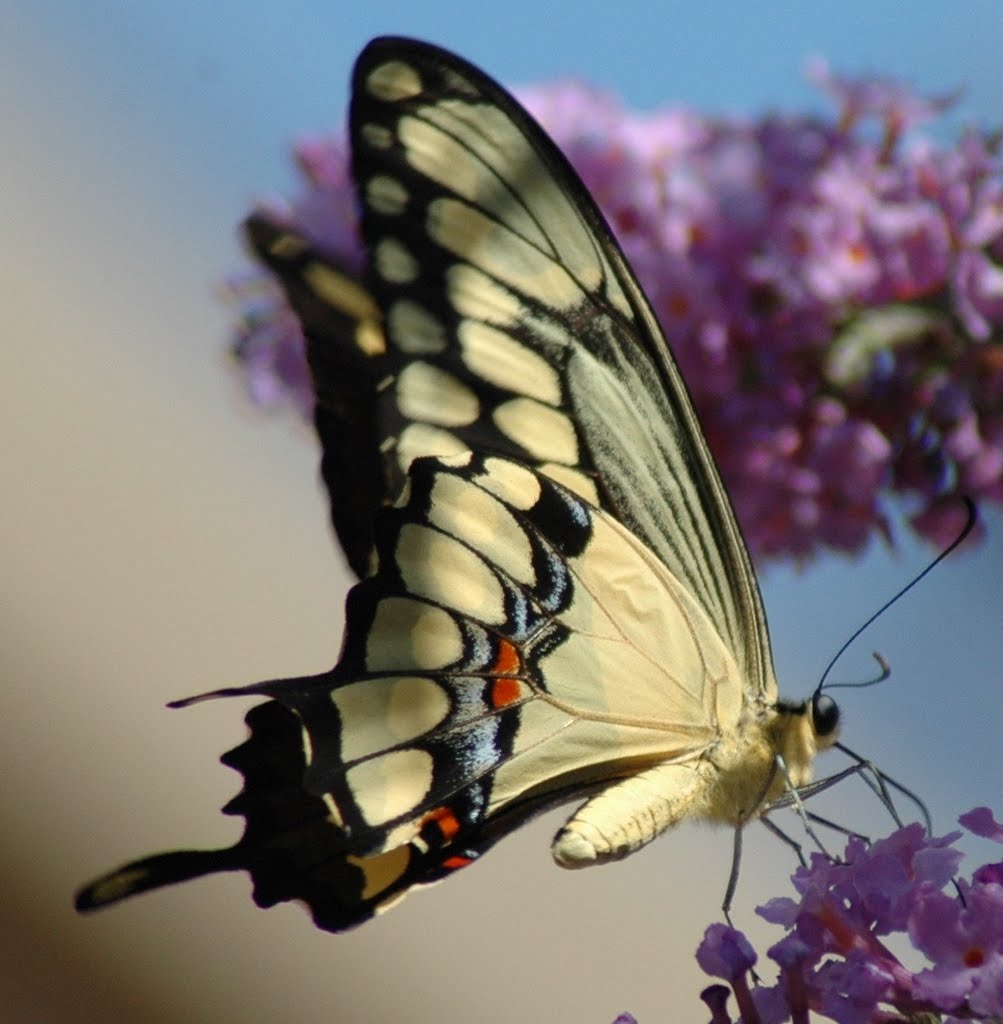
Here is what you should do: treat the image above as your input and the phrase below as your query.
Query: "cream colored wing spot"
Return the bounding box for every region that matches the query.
[428,198,584,308]
[416,101,596,279]
[366,175,410,216]
[258,229,307,260]
[332,676,451,762]
[494,398,579,464]
[346,748,434,827]
[355,319,387,358]
[447,264,522,327]
[539,463,601,506]
[452,262,578,354]
[347,846,412,902]
[412,99,625,308]
[400,111,545,247]
[396,423,470,473]
[523,305,578,351]
[458,321,562,405]
[427,472,536,586]
[396,522,507,626]
[82,867,152,907]
[388,299,447,355]
[397,362,479,427]
[320,792,344,828]
[398,115,489,208]
[360,122,394,150]
[302,261,382,322]
[365,597,463,671]
[365,60,423,102]
[298,719,315,768]
[477,456,542,510]
[374,238,420,284]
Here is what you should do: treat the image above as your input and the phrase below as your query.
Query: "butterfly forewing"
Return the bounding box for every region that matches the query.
[350,39,776,702]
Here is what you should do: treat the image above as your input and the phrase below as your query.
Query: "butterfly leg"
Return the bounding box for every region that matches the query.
[721,828,765,985]
[722,826,745,927]
[758,813,809,867]
[801,809,869,844]
[832,741,930,832]
[768,748,929,834]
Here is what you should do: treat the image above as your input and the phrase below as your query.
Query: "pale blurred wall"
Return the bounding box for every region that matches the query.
[3,5,1002,1023]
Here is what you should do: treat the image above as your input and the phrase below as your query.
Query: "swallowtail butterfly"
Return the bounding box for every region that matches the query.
[76,37,845,932]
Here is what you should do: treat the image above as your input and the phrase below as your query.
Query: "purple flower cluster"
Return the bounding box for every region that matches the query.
[695,807,1003,1023]
[231,66,1003,563]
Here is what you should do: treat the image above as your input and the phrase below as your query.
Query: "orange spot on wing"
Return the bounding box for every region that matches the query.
[442,855,474,870]
[424,806,461,841]
[490,676,522,708]
[488,640,524,708]
[492,638,520,675]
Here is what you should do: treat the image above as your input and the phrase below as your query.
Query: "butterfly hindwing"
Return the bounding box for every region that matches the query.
[269,450,743,870]
[76,699,502,931]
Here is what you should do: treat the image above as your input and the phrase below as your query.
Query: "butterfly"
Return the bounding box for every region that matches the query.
[75,36,846,932]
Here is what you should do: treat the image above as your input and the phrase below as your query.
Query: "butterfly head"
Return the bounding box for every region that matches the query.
[768,693,842,795]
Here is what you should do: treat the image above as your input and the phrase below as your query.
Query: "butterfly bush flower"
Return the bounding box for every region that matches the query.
[230,67,1003,563]
[692,807,1003,1023]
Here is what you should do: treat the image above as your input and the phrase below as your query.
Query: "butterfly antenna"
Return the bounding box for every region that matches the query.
[823,651,891,691]
[814,497,977,696]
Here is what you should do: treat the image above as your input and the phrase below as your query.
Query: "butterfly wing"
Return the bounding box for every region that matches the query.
[243,213,389,577]
[77,37,780,931]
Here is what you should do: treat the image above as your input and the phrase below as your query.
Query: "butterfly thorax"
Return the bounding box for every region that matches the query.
[709,698,833,819]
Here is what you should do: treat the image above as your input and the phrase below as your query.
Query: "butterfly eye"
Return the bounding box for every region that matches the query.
[811,693,840,738]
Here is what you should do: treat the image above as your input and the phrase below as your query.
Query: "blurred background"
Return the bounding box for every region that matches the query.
[3,3,1002,1022]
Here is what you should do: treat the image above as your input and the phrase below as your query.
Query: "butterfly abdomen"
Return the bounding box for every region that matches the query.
[552,758,719,866]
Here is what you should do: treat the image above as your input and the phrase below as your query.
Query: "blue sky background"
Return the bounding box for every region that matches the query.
[3,4,1002,1023]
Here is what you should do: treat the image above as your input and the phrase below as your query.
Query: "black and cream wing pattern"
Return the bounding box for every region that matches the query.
[76,37,838,932]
